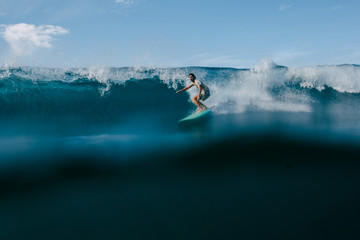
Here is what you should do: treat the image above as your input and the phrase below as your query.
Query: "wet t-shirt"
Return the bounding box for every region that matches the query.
[192,79,209,95]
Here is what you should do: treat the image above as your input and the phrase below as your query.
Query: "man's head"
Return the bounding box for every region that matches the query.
[189,73,196,82]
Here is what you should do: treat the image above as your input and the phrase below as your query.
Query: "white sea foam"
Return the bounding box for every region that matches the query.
[193,59,311,114]
[286,64,360,93]
[196,60,360,114]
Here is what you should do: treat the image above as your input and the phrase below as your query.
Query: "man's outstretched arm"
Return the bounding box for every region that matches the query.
[176,84,193,93]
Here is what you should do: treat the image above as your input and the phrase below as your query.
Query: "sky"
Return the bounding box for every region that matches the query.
[0,0,360,68]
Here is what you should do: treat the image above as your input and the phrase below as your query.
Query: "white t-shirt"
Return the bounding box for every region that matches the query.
[192,79,209,95]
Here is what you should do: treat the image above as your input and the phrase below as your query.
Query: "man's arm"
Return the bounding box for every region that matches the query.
[176,84,193,93]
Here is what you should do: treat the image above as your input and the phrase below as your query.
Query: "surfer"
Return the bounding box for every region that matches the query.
[176,73,210,112]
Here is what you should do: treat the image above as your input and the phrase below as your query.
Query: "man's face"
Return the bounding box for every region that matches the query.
[189,75,195,81]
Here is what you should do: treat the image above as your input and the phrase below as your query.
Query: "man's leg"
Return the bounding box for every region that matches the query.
[198,93,209,110]
[192,96,202,111]
[199,102,208,110]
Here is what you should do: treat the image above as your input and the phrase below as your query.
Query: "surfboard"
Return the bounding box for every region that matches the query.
[178,109,211,122]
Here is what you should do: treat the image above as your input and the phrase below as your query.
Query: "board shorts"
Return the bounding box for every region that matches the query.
[200,89,210,101]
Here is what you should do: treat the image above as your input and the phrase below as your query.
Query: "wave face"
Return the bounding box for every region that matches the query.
[1,61,360,127]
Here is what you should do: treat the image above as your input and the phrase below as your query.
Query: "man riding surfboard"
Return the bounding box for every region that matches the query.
[176,73,210,112]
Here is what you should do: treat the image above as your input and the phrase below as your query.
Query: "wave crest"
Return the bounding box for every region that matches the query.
[1,61,360,116]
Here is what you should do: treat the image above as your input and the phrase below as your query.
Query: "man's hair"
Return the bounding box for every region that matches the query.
[189,73,196,79]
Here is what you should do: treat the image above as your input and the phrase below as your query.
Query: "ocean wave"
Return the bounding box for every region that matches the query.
[1,61,360,118]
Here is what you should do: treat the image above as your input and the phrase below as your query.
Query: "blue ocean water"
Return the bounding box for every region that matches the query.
[1,61,360,239]
[1,61,360,145]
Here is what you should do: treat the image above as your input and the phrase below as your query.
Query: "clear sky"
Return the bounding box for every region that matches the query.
[1,0,360,68]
